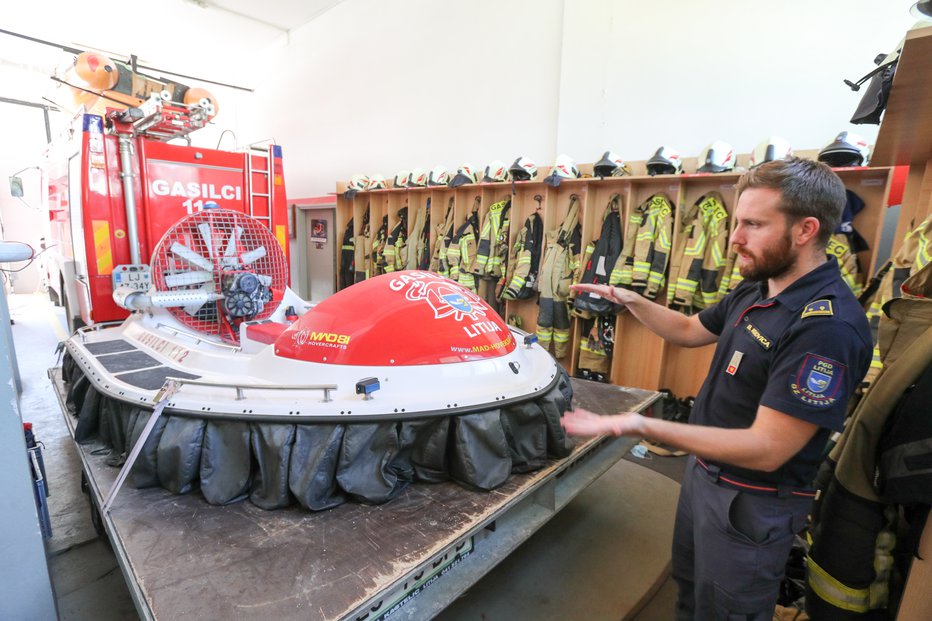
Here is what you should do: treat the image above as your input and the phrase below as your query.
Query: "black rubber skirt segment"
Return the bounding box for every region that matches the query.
[61,352,576,511]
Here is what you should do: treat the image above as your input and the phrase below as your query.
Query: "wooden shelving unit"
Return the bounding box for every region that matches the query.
[870,24,932,247]
[336,158,894,398]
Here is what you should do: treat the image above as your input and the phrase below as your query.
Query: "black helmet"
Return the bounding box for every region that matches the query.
[593,151,630,178]
[646,146,682,176]
[818,132,871,167]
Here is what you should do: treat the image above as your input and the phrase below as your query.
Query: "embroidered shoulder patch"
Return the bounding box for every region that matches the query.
[789,354,847,407]
[801,299,833,318]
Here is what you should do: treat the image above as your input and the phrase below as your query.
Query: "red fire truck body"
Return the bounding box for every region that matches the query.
[43,106,289,332]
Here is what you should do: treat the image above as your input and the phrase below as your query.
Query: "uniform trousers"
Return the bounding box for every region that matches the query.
[672,456,811,620]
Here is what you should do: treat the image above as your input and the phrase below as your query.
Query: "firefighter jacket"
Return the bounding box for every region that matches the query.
[574,194,623,316]
[474,199,511,279]
[339,217,354,290]
[669,192,729,312]
[371,215,389,277]
[447,202,481,291]
[429,198,456,278]
[827,232,861,297]
[614,194,673,300]
[716,247,743,298]
[501,212,543,301]
[382,207,408,273]
[353,215,371,283]
[537,196,582,359]
[863,214,932,380]
[408,199,430,270]
[807,262,932,620]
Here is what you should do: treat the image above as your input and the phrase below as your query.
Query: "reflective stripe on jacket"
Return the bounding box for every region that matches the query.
[669,192,729,311]
[475,199,511,279]
[383,207,408,273]
[502,212,543,300]
[539,196,582,301]
[624,194,673,299]
[430,198,456,278]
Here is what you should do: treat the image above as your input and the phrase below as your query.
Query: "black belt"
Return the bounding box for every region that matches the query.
[696,457,816,499]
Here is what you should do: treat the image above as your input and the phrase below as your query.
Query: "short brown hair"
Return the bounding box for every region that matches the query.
[735,157,846,248]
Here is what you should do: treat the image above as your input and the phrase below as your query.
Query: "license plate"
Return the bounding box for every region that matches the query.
[112,264,151,292]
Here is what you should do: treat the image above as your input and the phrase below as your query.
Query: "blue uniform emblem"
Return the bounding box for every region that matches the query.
[806,370,831,394]
[790,354,846,407]
[441,293,472,314]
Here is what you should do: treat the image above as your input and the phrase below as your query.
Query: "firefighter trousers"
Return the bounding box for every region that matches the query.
[672,457,810,621]
[536,296,570,358]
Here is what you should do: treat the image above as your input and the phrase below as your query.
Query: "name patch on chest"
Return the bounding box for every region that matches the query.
[744,322,773,350]
[726,350,744,375]
[790,354,847,407]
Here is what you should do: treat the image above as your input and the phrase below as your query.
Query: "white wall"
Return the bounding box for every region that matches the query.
[244,0,918,198]
[0,0,921,290]
[240,0,567,198]
[557,0,918,160]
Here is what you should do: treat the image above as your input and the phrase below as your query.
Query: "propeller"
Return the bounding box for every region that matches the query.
[150,208,289,341]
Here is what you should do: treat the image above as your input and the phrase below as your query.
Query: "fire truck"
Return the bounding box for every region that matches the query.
[41,95,289,333]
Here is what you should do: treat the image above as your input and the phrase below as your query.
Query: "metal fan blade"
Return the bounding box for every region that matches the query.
[183,302,207,315]
[197,223,214,258]
[170,242,213,271]
[164,270,214,288]
[240,246,267,265]
[223,226,243,259]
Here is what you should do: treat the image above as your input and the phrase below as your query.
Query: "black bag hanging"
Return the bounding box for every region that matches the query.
[573,194,623,315]
[338,217,354,290]
[847,45,901,125]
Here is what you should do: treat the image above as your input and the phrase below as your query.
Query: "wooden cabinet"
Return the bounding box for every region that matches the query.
[871,24,932,248]
[336,155,895,398]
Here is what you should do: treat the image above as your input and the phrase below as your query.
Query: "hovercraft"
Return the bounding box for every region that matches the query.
[61,208,574,511]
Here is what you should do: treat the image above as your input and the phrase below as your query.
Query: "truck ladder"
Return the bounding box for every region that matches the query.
[245,146,273,226]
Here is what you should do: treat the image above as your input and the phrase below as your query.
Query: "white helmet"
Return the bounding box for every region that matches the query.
[509,156,538,181]
[697,140,736,173]
[482,160,511,183]
[408,168,428,187]
[646,146,682,176]
[749,137,794,169]
[344,173,369,198]
[367,173,387,190]
[544,154,580,187]
[593,151,630,178]
[449,164,479,188]
[818,131,871,168]
[393,171,410,189]
[427,166,450,186]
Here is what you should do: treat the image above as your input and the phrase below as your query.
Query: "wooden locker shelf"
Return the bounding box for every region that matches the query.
[336,158,894,397]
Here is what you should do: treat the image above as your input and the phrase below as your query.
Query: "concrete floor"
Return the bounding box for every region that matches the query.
[10,292,685,620]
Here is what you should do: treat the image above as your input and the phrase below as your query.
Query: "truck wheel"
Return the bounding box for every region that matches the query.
[80,473,108,542]
[63,293,86,334]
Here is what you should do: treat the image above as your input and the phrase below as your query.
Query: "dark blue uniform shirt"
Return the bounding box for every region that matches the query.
[695,259,872,488]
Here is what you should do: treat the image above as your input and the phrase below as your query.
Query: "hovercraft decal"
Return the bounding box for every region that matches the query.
[397,272,489,322]
[275,270,517,365]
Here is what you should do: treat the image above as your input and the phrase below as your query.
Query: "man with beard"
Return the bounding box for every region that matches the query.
[566,157,871,621]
